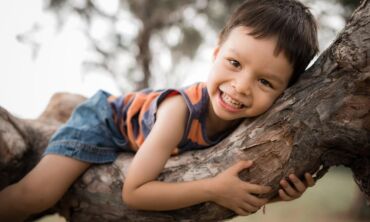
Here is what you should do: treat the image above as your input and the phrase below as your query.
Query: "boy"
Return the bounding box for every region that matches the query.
[0,0,318,220]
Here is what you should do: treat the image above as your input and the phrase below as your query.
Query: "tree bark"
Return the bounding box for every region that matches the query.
[1,1,370,221]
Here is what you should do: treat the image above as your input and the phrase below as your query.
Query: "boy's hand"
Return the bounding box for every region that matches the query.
[278,173,315,201]
[209,160,271,216]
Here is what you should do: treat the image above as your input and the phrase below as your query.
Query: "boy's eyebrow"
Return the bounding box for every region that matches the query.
[229,48,285,86]
[229,48,242,58]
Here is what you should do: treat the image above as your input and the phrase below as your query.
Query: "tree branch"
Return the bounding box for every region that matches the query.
[0,0,369,221]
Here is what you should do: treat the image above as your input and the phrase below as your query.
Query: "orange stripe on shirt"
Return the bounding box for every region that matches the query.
[184,83,204,105]
[107,95,117,103]
[124,93,135,104]
[187,119,207,146]
[135,92,161,147]
[126,92,147,151]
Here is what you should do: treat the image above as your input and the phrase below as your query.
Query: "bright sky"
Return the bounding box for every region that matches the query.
[0,0,213,119]
[0,0,121,119]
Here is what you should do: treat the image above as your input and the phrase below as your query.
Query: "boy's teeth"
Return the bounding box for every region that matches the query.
[221,92,243,109]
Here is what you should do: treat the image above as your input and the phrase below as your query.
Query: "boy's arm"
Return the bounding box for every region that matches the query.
[122,95,271,214]
[123,95,211,210]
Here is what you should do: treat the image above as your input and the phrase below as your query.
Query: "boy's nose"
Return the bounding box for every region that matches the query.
[233,76,252,96]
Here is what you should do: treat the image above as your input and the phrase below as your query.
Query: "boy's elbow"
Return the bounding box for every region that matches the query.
[122,194,137,209]
[122,186,141,210]
[122,186,134,207]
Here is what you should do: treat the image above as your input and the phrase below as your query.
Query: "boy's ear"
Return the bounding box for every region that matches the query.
[213,46,220,61]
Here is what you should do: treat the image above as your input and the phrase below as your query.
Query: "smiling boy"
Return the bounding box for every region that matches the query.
[208,26,293,124]
[0,0,318,220]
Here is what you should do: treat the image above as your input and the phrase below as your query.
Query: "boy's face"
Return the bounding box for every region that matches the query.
[207,26,293,121]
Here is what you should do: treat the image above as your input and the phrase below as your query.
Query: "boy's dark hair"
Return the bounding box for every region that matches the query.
[219,0,319,86]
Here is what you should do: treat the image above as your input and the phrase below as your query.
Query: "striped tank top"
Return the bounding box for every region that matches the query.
[107,82,230,155]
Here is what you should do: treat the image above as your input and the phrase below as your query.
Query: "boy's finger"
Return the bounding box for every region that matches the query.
[305,173,315,187]
[288,174,306,192]
[243,194,269,207]
[280,180,299,197]
[240,202,259,213]
[230,160,253,175]
[244,183,272,194]
[235,208,250,216]
[279,189,293,201]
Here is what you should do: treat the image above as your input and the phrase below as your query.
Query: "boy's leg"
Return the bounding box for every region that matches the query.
[0,154,90,221]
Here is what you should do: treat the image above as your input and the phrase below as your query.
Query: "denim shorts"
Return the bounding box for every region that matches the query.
[43,90,132,163]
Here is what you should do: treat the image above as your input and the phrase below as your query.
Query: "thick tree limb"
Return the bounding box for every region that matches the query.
[0,1,369,221]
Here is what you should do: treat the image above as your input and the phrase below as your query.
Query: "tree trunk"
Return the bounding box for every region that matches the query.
[1,1,369,221]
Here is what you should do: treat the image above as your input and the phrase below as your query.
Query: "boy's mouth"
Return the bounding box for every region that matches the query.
[218,90,246,111]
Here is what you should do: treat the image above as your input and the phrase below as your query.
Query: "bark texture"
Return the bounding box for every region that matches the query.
[1,1,370,221]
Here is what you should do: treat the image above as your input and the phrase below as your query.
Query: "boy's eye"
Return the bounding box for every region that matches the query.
[259,79,273,88]
[228,59,241,68]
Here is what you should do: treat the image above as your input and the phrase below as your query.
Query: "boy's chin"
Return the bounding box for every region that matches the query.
[216,110,265,120]
[214,109,246,121]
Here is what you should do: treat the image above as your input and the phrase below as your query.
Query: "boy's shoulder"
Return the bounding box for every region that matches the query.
[180,82,207,106]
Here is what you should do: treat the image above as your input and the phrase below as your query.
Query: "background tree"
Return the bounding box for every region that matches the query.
[18,0,359,92]
[34,0,241,90]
